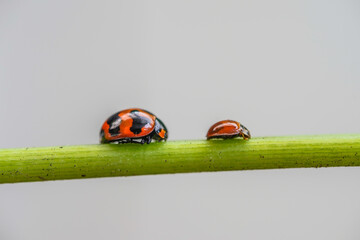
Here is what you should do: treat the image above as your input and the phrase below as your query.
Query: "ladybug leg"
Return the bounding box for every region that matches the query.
[129,138,142,144]
[146,135,152,144]
[139,135,152,144]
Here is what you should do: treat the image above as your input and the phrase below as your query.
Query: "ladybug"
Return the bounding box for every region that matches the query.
[100,108,168,144]
[206,120,251,140]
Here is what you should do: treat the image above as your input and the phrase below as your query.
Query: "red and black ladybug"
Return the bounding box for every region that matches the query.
[206,120,251,140]
[100,108,168,144]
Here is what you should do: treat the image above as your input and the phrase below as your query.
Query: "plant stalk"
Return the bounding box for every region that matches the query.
[0,134,360,184]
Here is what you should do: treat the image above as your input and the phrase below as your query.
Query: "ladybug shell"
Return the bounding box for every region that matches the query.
[101,108,156,143]
[206,120,251,140]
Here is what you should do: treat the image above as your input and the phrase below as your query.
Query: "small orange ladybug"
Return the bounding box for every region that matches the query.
[206,120,251,140]
[100,108,168,144]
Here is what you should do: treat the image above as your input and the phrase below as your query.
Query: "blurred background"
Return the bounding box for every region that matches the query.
[1,0,360,239]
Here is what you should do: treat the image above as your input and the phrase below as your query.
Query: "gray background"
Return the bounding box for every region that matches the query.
[1,0,360,239]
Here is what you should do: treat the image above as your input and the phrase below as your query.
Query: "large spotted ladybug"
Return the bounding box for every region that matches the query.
[100,108,168,144]
[206,120,251,140]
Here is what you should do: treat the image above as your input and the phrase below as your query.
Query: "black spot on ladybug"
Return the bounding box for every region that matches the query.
[129,112,152,135]
[107,113,121,136]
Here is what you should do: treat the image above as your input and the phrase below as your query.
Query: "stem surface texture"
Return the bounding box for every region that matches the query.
[1,134,360,184]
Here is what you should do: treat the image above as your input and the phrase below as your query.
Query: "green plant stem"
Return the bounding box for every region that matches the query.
[0,134,360,184]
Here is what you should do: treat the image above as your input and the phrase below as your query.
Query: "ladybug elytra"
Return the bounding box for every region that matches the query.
[207,120,251,140]
[100,108,168,144]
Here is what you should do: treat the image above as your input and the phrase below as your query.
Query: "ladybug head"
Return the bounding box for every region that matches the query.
[154,118,168,140]
[239,124,251,140]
